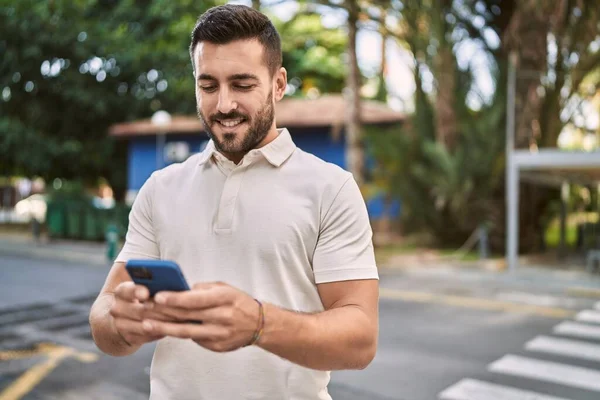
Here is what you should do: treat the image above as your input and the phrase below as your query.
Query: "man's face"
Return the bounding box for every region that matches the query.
[193,39,285,157]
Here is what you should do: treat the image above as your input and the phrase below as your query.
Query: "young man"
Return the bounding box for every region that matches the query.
[89,4,379,399]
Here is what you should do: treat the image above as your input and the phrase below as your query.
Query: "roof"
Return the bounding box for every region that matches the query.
[108,94,405,137]
[513,148,600,186]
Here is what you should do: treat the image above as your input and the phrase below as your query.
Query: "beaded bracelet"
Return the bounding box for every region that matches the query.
[245,299,265,347]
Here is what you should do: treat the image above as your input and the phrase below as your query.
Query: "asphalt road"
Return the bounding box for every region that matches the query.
[1,254,600,400]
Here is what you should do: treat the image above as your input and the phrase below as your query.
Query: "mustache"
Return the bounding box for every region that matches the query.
[210,111,248,124]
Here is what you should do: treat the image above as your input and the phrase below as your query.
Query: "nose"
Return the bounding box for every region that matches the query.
[216,88,237,115]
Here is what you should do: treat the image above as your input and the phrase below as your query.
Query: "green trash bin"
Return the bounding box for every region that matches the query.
[46,201,66,239]
[65,201,84,239]
[82,206,100,241]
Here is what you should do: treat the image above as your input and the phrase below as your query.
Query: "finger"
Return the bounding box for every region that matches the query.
[134,285,150,302]
[148,303,231,325]
[114,317,147,338]
[129,332,165,342]
[154,286,230,309]
[114,282,149,302]
[142,319,228,341]
[142,306,188,322]
[114,281,137,301]
[110,301,146,321]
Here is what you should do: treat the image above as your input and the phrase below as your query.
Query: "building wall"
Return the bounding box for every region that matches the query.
[127,134,209,192]
[125,127,400,218]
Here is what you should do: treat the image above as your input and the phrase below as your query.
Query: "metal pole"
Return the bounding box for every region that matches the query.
[506,51,518,272]
[507,163,519,272]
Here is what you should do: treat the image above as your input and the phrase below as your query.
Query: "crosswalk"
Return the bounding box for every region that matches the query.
[438,301,600,400]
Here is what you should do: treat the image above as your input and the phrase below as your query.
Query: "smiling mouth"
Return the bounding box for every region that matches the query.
[217,119,246,128]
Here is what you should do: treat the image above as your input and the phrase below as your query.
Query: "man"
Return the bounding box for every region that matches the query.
[89,4,379,399]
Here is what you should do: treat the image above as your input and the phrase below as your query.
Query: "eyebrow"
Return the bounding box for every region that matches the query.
[197,73,260,82]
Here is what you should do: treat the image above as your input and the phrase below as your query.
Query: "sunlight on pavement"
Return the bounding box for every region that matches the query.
[379,288,576,319]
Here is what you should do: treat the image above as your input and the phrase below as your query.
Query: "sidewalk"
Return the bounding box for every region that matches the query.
[2,232,600,295]
[379,252,600,296]
[0,232,112,267]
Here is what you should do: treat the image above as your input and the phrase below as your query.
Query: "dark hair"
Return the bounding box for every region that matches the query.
[190,4,282,76]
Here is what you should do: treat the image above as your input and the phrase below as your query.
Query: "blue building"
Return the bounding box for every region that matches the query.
[109,94,404,221]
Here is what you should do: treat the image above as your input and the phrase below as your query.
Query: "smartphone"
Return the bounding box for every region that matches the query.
[125,259,190,297]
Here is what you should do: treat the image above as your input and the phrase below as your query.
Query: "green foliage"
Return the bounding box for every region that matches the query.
[0,0,348,197]
[273,12,347,95]
[0,0,217,198]
[366,18,508,246]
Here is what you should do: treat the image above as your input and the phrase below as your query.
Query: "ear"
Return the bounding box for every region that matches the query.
[273,67,287,102]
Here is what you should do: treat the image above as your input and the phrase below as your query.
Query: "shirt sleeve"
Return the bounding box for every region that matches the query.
[312,175,379,284]
[115,173,160,262]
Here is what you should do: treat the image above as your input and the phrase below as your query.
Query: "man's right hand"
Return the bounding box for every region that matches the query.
[109,281,165,348]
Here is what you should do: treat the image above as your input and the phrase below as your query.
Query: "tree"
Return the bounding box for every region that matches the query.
[273,11,347,96]
[366,0,599,253]
[292,0,373,188]
[0,0,217,199]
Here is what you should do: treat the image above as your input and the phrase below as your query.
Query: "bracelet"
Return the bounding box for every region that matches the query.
[245,299,265,347]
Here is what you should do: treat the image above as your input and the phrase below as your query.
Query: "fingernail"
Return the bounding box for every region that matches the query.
[135,288,146,299]
[155,294,166,304]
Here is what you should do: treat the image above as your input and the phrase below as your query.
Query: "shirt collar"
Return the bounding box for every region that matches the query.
[259,128,296,167]
[197,139,217,166]
[197,128,296,168]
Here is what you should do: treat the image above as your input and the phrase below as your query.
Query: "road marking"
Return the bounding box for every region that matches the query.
[553,321,600,340]
[0,343,98,400]
[488,354,600,392]
[0,348,46,361]
[495,291,582,309]
[525,335,600,362]
[438,378,571,400]
[379,288,574,319]
[566,287,600,299]
[575,310,600,324]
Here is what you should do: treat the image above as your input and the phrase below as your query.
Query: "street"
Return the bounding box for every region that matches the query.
[1,253,600,399]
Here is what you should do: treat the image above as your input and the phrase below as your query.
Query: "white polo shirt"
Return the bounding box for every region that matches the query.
[116,128,378,400]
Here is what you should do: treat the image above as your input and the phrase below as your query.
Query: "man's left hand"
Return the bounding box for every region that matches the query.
[141,282,261,352]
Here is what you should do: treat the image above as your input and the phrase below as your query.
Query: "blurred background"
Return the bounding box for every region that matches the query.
[1,1,600,399]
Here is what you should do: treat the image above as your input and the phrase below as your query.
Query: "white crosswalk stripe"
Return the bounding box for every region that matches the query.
[525,335,600,362]
[438,303,600,400]
[575,310,600,324]
[488,354,600,392]
[553,321,600,340]
[438,378,572,400]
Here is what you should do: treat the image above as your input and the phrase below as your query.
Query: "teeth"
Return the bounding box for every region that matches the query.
[220,119,243,127]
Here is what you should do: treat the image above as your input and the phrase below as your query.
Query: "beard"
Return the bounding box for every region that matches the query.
[198,91,274,156]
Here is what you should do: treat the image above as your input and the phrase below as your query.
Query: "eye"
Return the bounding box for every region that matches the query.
[235,84,254,91]
[200,86,217,93]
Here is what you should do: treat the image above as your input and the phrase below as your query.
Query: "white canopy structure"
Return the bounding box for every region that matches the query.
[505,56,600,271]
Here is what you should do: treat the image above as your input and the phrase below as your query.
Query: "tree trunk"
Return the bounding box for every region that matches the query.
[503,0,561,149]
[345,1,364,188]
[434,45,457,151]
[432,0,458,152]
[374,9,388,103]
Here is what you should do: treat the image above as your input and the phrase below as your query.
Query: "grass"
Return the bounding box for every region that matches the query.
[374,241,419,264]
[544,212,598,248]
[374,236,481,265]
